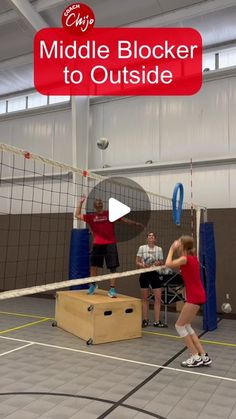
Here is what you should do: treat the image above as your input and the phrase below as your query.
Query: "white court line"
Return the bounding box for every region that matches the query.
[0,335,235,384]
[0,342,34,357]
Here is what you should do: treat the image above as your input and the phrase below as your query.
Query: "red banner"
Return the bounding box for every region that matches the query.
[34,28,202,96]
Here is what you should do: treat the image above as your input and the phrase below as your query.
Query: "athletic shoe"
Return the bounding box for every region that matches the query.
[201,353,212,366]
[153,321,165,328]
[87,283,98,295]
[181,355,203,368]
[107,287,117,298]
[142,320,149,328]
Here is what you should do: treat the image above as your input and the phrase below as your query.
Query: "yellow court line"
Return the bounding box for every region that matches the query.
[144,331,180,339]
[0,318,51,335]
[143,331,236,348]
[200,338,236,348]
[0,311,54,320]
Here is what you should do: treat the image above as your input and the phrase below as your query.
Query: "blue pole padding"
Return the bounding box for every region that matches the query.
[172,183,184,226]
[200,222,217,331]
[69,228,90,290]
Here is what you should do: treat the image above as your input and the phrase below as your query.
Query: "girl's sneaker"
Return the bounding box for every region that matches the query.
[201,353,212,366]
[181,355,203,368]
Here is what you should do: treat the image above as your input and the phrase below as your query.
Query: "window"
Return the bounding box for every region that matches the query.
[202,52,215,71]
[27,92,48,108]
[0,101,6,114]
[219,47,236,69]
[49,96,70,104]
[0,92,71,116]
[7,96,26,112]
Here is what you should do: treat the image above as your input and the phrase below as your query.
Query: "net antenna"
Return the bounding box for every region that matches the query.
[172,182,184,227]
[0,143,206,300]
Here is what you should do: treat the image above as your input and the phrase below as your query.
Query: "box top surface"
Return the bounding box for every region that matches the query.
[56,289,140,304]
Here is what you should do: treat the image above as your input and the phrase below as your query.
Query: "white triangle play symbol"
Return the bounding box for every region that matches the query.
[108,198,131,222]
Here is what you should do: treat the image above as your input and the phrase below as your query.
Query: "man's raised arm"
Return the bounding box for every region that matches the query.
[75,197,86,221]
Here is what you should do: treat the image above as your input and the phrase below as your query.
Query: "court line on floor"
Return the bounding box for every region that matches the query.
[2,314,232,347]
[0,318,51,334]
[0,343,34,357]
[199,338,236,347]
[96,328,218,419]
[0,310,54,320]
[143,330,236,348]
[0,392,165,419]
[0,334,235,383]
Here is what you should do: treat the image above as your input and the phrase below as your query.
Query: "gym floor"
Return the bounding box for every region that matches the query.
[0,296,235,419]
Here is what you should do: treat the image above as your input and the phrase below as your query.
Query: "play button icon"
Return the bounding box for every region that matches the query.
[85,176,150,243]
[108,198,130,222]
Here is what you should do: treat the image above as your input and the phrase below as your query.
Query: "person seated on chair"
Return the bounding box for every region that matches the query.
[136,232,165,328]
[75,196,143,298]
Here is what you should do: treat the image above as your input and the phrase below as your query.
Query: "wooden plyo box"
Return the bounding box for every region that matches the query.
[55,289,142,344]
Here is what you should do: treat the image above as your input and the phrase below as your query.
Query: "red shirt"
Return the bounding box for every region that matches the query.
[83,211,116,245]
[180,255,206,304]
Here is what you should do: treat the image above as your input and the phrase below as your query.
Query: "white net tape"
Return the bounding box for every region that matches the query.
[0,143,205,207]
[0,266,166,300]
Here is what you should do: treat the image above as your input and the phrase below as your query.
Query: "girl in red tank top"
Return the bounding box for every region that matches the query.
[166,236,212,368]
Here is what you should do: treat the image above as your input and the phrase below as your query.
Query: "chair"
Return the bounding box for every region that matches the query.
[148,268,185,326]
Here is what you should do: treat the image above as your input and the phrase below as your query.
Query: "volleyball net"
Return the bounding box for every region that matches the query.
[0,143,206,299]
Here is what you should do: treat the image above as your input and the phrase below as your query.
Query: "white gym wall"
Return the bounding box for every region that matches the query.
[89,75,236,208]
[90,77,234,168]
[0,109,72,164]
[0,74,236,208]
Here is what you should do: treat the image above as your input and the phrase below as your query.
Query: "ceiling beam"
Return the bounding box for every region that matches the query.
[2,0,236,28]
[0,0,64,27]
[33,0,66,10]
[0,53,32,71]
[8,0,48,31]
[126,0,236,27]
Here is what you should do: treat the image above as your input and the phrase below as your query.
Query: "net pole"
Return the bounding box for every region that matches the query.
[190,158,194,238]
[196,208,201,257]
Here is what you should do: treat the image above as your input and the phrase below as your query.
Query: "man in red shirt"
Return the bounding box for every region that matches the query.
[76,197,143,297]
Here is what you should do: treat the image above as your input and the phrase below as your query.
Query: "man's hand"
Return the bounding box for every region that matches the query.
[79,196,86,205]
[120,218,144,227]
[75,196,86,220]
[137,260,148,268]
[154,260,162,266]
[136,222,144,228]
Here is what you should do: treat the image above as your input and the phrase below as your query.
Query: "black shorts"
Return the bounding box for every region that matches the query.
[139,272,162,289]
[91,243,120,269]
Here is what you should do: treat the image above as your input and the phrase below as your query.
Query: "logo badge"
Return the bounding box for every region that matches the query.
[62,2,95,35]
